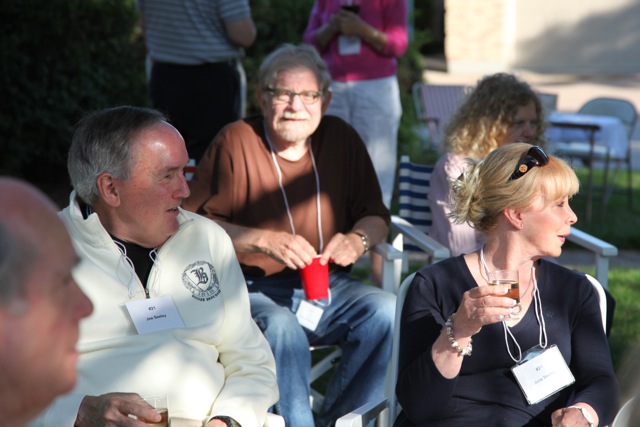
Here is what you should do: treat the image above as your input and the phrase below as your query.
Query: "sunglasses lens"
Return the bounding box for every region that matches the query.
[509,146,548,181]
[530,146,549,166]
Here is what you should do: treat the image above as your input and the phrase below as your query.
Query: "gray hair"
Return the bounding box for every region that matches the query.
[258,43,332,93]
[68,106,167,204]
[0,222,34,306]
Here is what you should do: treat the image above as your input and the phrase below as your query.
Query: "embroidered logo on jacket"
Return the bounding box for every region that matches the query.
[182,261,220,301]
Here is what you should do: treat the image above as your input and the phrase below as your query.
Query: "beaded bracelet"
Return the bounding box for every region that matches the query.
[445,313,473,356]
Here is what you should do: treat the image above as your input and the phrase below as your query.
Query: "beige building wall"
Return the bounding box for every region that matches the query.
[444,0,640,74]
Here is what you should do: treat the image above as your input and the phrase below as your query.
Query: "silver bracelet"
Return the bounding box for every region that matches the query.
[445,313,472,356]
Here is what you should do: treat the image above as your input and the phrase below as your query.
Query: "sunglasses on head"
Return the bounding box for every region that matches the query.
[509,146,549,181]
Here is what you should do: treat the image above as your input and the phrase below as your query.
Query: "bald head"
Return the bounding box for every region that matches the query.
[0,177,60,223]
[0,178,93,426]
[0,178,67,303]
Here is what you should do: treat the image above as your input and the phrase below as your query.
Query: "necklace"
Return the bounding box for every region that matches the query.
[520,276,533,299]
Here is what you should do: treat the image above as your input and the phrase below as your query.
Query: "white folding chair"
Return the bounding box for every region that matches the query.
[611,397,637,427]
[309,345,343,413]
[585,273,610,333]
[336,273,415,427]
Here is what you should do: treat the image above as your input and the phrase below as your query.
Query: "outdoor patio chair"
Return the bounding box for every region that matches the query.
[412,82,468,149]
[611,397,637,427]
[537,92,559,118]
[309,219,448,411]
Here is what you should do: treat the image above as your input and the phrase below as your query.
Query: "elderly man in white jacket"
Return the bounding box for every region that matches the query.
[29,106,278,427]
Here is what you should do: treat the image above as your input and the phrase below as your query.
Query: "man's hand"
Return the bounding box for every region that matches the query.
[320,232,364,267]
[261,231,317,270]
[74,393,162,427]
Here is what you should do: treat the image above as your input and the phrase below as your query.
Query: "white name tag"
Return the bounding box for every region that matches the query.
[126,295,185,334]
[511,345,575,404]
[338,35,361,55]
[296,299,324,331]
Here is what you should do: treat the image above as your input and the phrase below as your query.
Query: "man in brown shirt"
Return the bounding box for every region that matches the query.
[184,43,395,426]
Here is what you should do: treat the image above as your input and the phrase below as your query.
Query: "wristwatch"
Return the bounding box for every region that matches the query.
[211,416,241,427]
[567,406,594,427]
[352,231,370,252]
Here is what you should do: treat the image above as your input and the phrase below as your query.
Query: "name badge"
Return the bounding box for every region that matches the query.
[338,35,361,55]
[296,299,324,331]
[511,345,575,404]
[125,295,185,334]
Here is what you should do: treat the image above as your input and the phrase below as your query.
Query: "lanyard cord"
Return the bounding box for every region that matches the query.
[480,246,547,363]
[264,130,324,252]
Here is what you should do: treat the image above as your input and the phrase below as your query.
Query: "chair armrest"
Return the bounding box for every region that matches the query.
[372,241,405,261]
[567,226,618,289]
[335,397,389,427]
[372,241,405,294]
[390,215,450,263]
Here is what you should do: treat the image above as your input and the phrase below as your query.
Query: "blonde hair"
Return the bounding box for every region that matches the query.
[444,73,545,159]
[450,142,579,233]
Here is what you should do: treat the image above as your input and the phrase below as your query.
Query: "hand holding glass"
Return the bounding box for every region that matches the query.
[488,269,520,303]
[141,395,169,427]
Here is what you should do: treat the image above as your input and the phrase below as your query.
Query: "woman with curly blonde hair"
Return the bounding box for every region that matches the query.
[429,73,545,256]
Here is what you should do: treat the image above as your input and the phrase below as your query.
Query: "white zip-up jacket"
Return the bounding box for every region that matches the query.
[30,192,278,427]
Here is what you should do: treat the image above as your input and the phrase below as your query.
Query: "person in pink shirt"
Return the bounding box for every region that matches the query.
[303,0,408,208]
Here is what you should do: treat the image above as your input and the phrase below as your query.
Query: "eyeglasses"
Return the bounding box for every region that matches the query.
[265,87,324,105]
[509,145,549,180]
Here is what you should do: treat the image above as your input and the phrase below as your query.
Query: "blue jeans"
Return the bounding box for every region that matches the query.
[247,272,395,426]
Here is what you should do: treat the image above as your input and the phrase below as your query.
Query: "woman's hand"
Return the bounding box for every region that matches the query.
[551,404,597,426]
[453,284,520,337]
[431,285,519,378]
[333,9,366,37]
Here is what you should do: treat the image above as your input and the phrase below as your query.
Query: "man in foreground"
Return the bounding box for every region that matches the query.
[0,178,94,427]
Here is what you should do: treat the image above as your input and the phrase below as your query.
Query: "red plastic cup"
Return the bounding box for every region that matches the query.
[299,256,329,300]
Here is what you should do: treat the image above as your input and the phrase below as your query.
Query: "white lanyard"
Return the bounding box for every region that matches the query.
[264,130,324,252]
[480,247,548,362]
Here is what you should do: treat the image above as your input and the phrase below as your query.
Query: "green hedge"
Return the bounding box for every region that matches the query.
[0,0,147,180]
[1,0,428,182]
